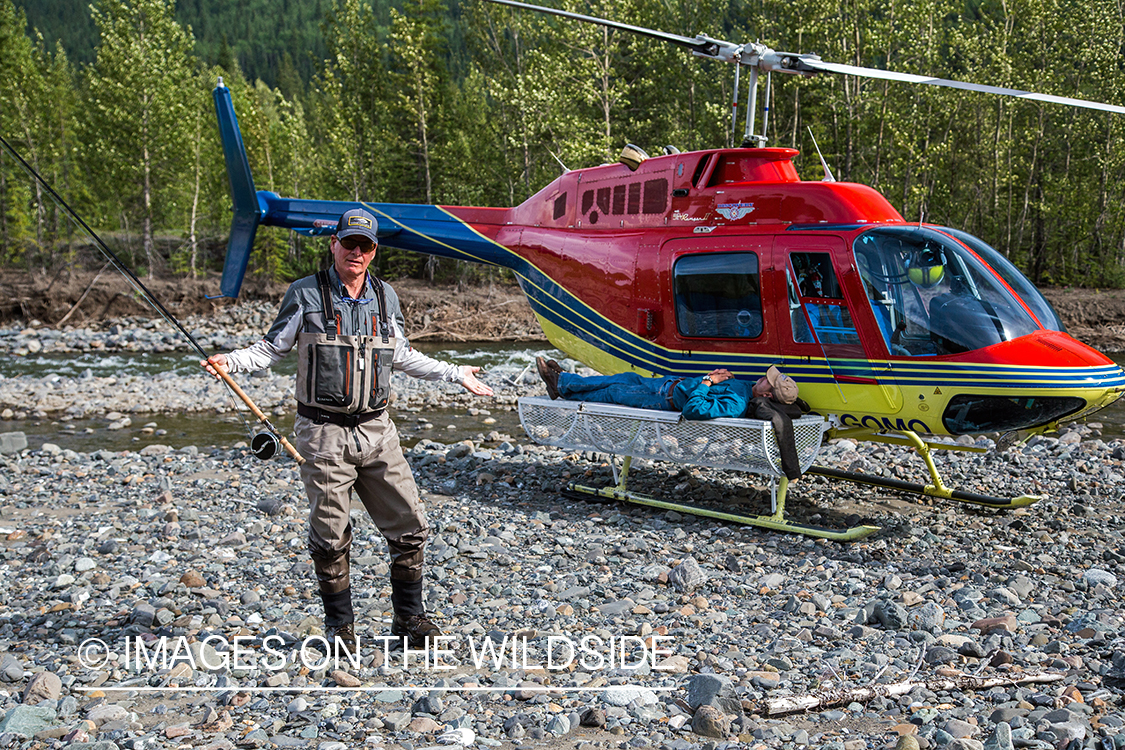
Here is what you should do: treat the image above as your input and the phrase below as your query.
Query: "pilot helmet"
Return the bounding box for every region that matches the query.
[906,246,945,288]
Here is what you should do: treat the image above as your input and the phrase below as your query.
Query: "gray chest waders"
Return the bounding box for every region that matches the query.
[301,270,396,626]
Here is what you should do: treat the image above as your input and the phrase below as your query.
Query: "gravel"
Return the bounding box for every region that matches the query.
[0,311,1122,750]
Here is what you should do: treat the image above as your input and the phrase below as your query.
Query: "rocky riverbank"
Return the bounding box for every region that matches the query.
[0,284,1123,750]
[0,417,1123,750]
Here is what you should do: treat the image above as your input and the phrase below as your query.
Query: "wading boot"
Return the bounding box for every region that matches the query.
[390,578,441,649]
[321,587,357,654]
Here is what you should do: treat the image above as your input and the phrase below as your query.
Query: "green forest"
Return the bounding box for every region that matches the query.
[2,0,1125,288]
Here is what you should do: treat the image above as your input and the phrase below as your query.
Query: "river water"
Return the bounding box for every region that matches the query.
[1,345,1122,454]
[0,343,553,454]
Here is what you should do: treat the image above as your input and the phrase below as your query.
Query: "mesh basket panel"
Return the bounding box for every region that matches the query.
[518,397,826,476]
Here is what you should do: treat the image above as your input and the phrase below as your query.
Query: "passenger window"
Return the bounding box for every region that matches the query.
[674,253,762,338]
[789,252,860,346]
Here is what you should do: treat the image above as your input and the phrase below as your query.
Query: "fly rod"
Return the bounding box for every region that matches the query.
[0,132,301,463]
[209,362,304,463]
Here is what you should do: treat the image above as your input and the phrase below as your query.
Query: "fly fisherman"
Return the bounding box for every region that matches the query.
[201,208,493,652]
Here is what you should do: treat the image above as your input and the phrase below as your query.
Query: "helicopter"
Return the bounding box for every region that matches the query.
[211,0,1125,526]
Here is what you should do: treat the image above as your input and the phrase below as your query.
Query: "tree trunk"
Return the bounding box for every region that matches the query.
[417,69,437,284]
[142,85,154,280]
[600,26,611,159]
[0,152,7,259]
[143,144,154,279]
[189,113,201,278]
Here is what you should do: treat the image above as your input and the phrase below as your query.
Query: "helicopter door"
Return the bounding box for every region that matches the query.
[661,236,772,353]
[776,236,903,414]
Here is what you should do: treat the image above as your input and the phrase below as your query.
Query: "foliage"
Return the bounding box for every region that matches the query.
[1,1,77,268]
[4,0,1125,288]
[80,0,197,276]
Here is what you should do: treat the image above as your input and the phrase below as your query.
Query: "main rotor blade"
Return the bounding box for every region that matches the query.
[486,0,724,57]
[800,58,1125,115]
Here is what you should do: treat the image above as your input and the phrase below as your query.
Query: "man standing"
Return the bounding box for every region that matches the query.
[202,208,492,650]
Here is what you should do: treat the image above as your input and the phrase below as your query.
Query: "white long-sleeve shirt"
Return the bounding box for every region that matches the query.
[224,269,463,384]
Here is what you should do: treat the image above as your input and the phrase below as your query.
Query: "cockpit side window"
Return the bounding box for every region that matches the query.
[853,227,1039,356]
[673,252,762,338]
[788,252,860,345]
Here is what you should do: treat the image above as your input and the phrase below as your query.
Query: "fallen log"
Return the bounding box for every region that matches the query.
[759,672,1065,717]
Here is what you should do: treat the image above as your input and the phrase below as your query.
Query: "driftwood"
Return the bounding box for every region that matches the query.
[760,672,1065,717]
[56,261,110,327]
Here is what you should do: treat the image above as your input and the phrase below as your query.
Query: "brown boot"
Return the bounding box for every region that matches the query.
[325,621,358,653]
[391,613,442,649]
[536,357,560,400]
[320,587,357,653]
[390,578,441,649]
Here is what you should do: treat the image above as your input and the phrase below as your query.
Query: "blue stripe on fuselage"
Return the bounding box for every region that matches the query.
[272,198,1125,392]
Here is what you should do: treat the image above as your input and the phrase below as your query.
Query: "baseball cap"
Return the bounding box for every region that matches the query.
[766,365,799,404]
[336,208,379,243]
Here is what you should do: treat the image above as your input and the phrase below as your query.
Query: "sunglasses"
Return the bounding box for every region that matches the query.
[338,236,376,252]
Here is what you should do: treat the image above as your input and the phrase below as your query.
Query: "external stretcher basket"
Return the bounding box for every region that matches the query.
[515,396,1039,542]
[517,396,827,477]
[516,396,885,541]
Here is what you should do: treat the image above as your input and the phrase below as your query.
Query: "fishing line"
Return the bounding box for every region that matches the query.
[0,132,262,445]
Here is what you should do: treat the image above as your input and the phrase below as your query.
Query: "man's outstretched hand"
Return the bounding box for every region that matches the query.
[461,366,494,396]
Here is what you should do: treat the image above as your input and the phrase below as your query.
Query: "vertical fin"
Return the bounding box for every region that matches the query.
[213,79,262,298]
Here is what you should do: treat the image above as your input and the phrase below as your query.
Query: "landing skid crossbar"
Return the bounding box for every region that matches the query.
[567,455,880,542]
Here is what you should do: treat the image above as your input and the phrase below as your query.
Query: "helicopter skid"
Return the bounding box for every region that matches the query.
[563,481,881,542]
[805,466,1040,509]
[828,429,1041,508]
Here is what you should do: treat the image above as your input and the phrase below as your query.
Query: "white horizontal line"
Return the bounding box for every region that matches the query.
[76,685,675,693]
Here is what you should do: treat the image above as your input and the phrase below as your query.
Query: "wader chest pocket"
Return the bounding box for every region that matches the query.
[310,343,354,407]
[369,347,393,411]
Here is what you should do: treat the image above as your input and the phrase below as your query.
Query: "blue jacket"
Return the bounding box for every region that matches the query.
[670,378,755,420]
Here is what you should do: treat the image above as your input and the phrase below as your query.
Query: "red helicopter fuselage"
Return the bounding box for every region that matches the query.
[211,76,1122,437]
[428,147,1124,436]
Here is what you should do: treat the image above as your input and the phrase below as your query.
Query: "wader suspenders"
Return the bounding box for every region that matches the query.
[371,275,390,343]
[318,268,390,341]
[315,269,336,339]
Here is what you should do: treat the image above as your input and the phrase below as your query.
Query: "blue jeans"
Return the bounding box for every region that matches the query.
[556,372,680,410]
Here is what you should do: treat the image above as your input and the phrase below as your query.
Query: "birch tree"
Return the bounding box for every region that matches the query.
[82,0,195,277]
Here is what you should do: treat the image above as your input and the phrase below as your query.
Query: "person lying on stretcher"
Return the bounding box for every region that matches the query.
[536,358,803,419]
[536,358,813,479]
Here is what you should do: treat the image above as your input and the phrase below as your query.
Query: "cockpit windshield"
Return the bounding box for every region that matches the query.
[936,227,1066,332]
[853,226,1040,356]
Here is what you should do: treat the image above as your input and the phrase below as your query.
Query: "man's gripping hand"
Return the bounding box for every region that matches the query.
[200,354,230,380]
[708,368,733,384]
[460,366,494,397]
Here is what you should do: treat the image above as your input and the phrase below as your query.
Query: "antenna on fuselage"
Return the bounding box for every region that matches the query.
[807,127,836,182]
[548,149,570,173]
